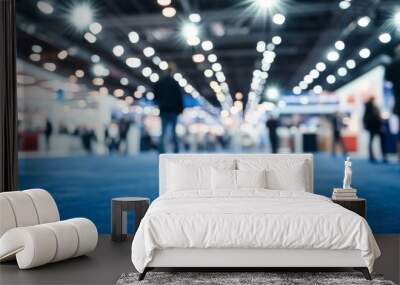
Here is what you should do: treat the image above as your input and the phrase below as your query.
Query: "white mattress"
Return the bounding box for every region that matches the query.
[131,190,380,273]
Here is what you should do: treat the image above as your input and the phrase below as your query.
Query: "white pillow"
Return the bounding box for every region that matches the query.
[211,168,236,190]
[167,163,210,191]
[237,159,309,191]
[236,169,267,189]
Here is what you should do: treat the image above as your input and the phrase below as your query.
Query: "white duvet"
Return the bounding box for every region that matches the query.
[131,190,380,273]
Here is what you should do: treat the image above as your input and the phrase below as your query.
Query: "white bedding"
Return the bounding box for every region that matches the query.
[131,190,380,273]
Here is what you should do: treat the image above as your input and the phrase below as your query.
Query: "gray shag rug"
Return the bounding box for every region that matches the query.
[116,272,395,285]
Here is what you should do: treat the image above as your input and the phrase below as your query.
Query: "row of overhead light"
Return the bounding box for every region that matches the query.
[293,11,400,95]
[156,0,232,110]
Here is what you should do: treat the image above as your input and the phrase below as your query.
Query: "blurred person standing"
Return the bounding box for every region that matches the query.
[266,115,280,153]
[153,64,184,153]
[44,117,53,151]
[119,116,130,155]
[331,112,347,157]
[385,45,400,162]
[363,98,387,163]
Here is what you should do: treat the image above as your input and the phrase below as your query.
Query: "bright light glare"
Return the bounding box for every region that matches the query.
[339,0,351,10]
[208,54,217,62]
[337,67,347,77]
[256,41,266,52]
[192,53,205,63]
[272,13,285,25]
[359,48,371,59]
[126,57,141,68]
[292,86,301,95]
[204,69,213,78]
[313,85,323,94]
[182,23,199,38]
[326,75,336,84]
[89,22,102,34]
[157,0,171,6]
[266,87,280,100]
[357,16,371,28]
[159,61,168,70]
[84,32,96,43]
[378,33,391,44]
[395,11,400,26]
[69,3,93,30]
[256,0,278,9]
[326,50,339,62]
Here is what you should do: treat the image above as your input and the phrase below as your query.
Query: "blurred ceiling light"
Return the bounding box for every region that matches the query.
[69,3,93,30]
[37,1,54,14]
[272,13,285,25]
[182,23,199,38]
[173,73,182,81]
[112,45,124,57]
[146,92,155,100]
[256,41,266,52]
[143,47,155,57]
[75,69,85,78]
[313,85,322,94]
[84,32,96,43]
[326,50,339,61]
[92,64,109,77]
[212,63,222,72]
[208,54,217,62]
[150,73,160,83]
[89,22,102,34]
[57,50,68,60]
[235,92,243,100]
[152,56,161,65]
[186,36,200,46]
[256,0,278,10]
[346,59,356,69]
[138,85,146,92]
[359,48,371,59]
[43,62,56,72]
[201,40,213,51]
[316,62,326,72]
[292,86,301,95]
[334,40,345,51]
[134,91,143,99]
[157,0,171,6]
[128,31,140,43]
[339,0,351,10]
[326,75,336,84]
[125,96,134,105]
[184,85,194,93]
[310,69,319,79]
[192,53,205,63]
[179,78,187,87]
[29,53,41,62]
[32,45,42,53]
[162,7,176,18]
[204,69,213,78]
[120,77,129,86]
[113,89,124,98]
[92,77,104,86]
[299,81,308,89]
[357,16,371,28]
[304,75,313,84]
[99,87,108,95]
[272,35,282,45]
[337,67,347,77]
[378,32,391,44]
[159,61,169,70]
[91,54,100,63]
[189,13,201,23]
[266,87,280,100]
[267,43,275,51]
[142,67,152,77]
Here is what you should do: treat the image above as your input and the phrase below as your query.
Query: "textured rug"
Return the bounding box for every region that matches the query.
[116,271,396,285]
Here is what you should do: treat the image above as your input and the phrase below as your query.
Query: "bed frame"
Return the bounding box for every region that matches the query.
[139,154,371,280]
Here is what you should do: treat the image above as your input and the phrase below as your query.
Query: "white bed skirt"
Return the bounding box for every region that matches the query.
[148,248,366,268]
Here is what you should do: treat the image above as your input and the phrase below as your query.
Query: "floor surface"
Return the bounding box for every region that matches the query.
[1,235,399,285]
[18,153,400,233]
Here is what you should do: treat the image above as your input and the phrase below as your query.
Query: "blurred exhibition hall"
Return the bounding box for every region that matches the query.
[17,0,400,233]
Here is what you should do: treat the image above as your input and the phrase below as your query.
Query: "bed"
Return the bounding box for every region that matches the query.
[131,154,380,280]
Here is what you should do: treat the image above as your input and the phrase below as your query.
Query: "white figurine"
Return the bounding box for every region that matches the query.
[343,157,352,189]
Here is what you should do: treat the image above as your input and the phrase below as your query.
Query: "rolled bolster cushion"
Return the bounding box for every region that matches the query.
[0,218,98,269]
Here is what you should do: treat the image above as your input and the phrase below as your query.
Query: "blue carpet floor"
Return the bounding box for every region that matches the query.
[18,153,400,234]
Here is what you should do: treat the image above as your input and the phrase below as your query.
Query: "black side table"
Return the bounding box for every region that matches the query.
[111,197,150,242]
[332,198,366,218]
